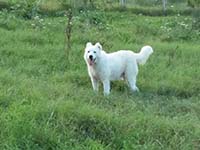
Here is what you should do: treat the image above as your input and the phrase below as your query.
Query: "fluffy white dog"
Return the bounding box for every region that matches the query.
[84,42,153,95]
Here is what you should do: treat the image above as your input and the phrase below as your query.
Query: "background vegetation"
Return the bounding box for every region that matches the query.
[0,0,199,149]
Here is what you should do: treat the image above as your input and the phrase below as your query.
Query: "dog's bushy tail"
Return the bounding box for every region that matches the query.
[136,46,153,65]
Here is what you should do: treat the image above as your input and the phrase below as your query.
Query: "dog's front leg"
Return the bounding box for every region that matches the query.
[91,77,99,92]
[103,80,110,95]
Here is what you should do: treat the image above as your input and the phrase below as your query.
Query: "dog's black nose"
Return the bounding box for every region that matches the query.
[89,55,93,60]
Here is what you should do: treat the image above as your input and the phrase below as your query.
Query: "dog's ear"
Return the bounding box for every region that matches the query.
[86,42,92,48]
[95,42,102,50]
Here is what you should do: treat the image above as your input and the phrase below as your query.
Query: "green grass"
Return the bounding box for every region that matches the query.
[0,7,200,150]
[0,0,198,17]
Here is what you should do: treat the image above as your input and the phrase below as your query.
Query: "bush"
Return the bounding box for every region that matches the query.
[0,9,19,30]
[134,0,161,6]
[0,1,10,10]
[188,0,200,7]
[160,15,199,41]
[9,0,40,19]
[192,8,200,30]
[78,10,108,30]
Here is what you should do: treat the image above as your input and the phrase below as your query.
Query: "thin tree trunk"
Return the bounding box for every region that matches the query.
[65,9,73,67]
[120,0,126,8]
[162,0,167,16]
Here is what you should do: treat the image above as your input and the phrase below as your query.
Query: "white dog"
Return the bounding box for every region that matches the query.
[84,42,153,95]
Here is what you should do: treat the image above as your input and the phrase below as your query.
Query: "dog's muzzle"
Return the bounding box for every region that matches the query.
[89,55,93,60]
[88,55,96,66]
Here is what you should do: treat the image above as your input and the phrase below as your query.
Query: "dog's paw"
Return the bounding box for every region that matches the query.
[103,91,110,96]
[132,86,139,92]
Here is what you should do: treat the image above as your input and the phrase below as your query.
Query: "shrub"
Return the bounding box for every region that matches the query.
[134,0,161,6]
[188,0,200,7]
[192,8,200,30]
[0,9,19,30]
[0,1,10,10]
[78,10,108,30]
[160,15,199,41]
[8,0,40,19]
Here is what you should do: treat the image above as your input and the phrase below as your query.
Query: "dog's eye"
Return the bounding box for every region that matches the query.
[88,51,90,53]
[94,51,96,53]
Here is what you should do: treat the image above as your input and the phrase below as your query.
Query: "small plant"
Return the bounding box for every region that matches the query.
[31,15,45,30]
[0,9,18,30]
[167,45,179,67]
[65,9,73,68]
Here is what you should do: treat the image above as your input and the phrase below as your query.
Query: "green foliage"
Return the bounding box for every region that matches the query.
[192,8,200,30]
[134,0,161,6]
[78,10,109,31]
[188,0,200,7]
[9,0,40,19]
[0,9,19,30]
[160,15,199,41]
[0,2,200,149]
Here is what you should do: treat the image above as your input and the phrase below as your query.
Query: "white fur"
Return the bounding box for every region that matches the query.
[84,42,153,95]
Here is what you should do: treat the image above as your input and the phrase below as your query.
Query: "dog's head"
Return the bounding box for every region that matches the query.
[84,42,102,66]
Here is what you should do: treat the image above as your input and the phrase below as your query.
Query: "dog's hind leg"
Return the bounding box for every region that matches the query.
[126,64,139,92]
[127,76,139,92]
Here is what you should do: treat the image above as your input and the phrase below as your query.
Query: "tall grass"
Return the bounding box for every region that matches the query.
[0,3,200,150]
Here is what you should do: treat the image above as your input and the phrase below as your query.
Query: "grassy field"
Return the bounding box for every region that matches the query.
[0,2,200,149]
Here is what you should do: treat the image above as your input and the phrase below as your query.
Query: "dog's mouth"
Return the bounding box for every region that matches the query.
[88,58,96,66]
